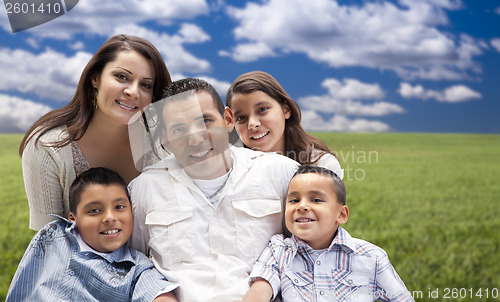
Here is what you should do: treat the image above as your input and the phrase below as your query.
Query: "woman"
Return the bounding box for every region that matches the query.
[20,34,171,230]
[226,70,343,178]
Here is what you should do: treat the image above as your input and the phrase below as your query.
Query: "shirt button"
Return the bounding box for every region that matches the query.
[68,270,75,276]
[316,260,321,265]
[348,279,353,285]
[294,279,299,284]
[320,290,325,295]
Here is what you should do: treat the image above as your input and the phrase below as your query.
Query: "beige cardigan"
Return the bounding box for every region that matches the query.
[22,125,76,231]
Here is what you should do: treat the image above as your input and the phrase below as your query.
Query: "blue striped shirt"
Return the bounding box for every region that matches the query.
[6,217,177,302]
[250,227,414,302]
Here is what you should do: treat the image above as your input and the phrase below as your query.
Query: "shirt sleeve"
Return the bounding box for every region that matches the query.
[128,179,150,255]
[374,250,415,302]
[22,137,67,231]
[249,236,286,300]
[6,222,61,301]
[130,250,178,302]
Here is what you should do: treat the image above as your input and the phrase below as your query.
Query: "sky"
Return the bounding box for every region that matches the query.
[0,0,499,134]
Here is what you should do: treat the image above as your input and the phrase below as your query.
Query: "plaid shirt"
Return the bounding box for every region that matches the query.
[250,227,414,302]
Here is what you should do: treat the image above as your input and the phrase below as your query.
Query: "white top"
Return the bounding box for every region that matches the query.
[192,168,232,207]
[22,125,76,230]
[129,146,299,302]
[312,149,344,179]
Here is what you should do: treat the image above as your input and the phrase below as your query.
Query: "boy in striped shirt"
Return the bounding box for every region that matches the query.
[7,167,177,302]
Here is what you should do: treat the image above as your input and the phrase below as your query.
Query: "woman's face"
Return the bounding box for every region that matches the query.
[92,50,155,126]
[230,90,290,153]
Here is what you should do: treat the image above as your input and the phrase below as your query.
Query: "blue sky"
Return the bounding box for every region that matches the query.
[0,0,499,133]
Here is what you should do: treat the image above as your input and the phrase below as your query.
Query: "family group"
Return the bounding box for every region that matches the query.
[7,35,414,302]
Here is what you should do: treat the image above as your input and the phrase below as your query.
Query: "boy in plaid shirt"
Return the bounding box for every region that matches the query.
[241,165,414,302]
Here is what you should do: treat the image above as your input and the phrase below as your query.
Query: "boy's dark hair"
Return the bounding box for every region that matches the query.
[69,167,130,214]
[292,165,346,205]
[162,77,224,116]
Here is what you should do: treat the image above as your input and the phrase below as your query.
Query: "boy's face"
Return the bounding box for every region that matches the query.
[162,91,234,179]
[68,184,133,253]
[285,173,348,250]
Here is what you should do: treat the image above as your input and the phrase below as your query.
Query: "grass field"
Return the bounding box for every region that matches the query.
[1,132,500,301]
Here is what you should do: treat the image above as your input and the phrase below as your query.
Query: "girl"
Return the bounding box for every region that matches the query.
[19,34,171,230]
[226,71,343,178]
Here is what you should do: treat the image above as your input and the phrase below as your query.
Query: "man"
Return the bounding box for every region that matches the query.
[129,78,298,302]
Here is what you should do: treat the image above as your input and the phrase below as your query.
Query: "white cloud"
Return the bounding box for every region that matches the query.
[16,0,210,39]
[0,94,52,133]
[68,41,85,50]
[401,0,463,10]
[299,78,404,116]
[198,76,231,99]
[301,110,391,132]
[111,24,211,74]
[0,47,91,101]
[491,38,500,52]
[0,5,11,32]
[2,1,213,75]
[439,85,482,103]
[495,7,500,15]
[398,82,481,103]
[300,96,404,116]
[168,73,231,100]
[224,0,483,80]
[26,38,39,49]
[219,42,276,62]
[399,83,430,99]
[176,23,210,44]
[322,78,385,100]
[0,22,215,100]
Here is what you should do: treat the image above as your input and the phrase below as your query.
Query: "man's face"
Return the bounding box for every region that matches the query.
[162,91,234,179]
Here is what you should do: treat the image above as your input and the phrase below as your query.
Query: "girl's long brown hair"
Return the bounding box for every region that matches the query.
[226,71,336,165]
[19,34,171,155]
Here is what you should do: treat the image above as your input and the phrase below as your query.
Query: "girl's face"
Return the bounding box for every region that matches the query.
[92,50,155,126]
[230,91,290,153]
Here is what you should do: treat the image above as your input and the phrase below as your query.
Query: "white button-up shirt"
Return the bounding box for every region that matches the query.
[129,147,298,302]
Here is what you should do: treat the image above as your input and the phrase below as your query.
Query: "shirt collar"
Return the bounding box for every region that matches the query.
[144,146,264,182]
[292,226,357,256]
[143,146,264,170]
[54,215,135,265]
[331,226,357,252]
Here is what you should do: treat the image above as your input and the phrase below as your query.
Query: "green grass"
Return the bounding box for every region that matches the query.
[0,134,37,300]
[315,132,500,300]
[1,132,500,301]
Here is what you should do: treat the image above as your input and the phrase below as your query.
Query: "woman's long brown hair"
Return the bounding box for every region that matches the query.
[19,34,171,155]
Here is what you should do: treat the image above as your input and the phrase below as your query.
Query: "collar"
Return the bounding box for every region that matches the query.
[143,146,267,185]
[292,226,357,256]
[52,215,135,265]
